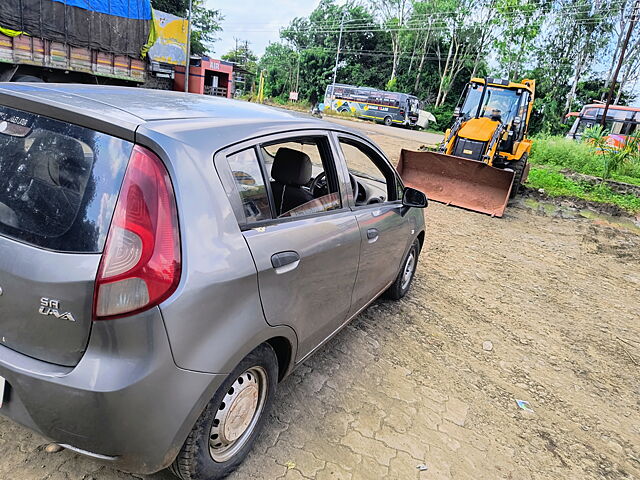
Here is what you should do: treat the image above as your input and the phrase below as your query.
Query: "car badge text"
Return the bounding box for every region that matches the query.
[39,298,76,322]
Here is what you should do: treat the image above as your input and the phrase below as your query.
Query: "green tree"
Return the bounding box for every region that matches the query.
[222,42,258,73]
[259,43,299,100]
[432,0,495,107]
[530,1,614,134]
[370,0,411,82]
[575,77,635,107]
[493,0,544,79]
[278,0,391,102]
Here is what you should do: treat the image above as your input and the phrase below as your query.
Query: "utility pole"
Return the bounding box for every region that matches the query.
[295,52,300,94]
[601,0,640,126]
[331,12,346,101]
[184,0,193,93]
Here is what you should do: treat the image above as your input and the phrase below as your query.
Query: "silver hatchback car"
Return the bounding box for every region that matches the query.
[0,84,426,479]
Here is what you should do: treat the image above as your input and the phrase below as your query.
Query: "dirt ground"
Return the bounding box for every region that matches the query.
[1,126,639,480]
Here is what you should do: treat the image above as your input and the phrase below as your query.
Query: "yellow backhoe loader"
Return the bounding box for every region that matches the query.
[397,77,535,217]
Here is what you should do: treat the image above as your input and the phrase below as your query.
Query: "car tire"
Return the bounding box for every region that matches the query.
[12,75,45,82]
[509,153,528,199]
[170,343,278,480]
[385,238,420,300]
[383,116,393,126]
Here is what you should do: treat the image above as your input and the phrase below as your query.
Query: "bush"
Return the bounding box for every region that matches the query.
[530,135,604,177]
[428,105,455,132]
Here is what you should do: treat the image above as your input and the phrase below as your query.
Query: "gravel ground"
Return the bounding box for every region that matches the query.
[1,127,638,480]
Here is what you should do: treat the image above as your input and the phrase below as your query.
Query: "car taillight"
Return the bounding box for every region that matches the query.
[94,145,181,319]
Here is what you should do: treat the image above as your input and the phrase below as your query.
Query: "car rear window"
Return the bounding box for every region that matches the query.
[0,105,132,252]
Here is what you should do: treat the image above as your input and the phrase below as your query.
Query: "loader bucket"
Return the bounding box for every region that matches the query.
[396,149,515,217]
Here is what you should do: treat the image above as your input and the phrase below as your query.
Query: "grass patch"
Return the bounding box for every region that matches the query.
[525,167,640,213]
[530,135,640,186]
[530,135,603,175]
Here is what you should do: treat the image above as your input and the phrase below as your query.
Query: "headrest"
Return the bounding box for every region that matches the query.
[27,132,87,191]
[271,147,312,186]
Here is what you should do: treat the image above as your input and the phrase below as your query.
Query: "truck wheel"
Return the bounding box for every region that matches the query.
[509,153,528,199]
[170,343,278,480]
[383,116,393,127]
[385,238,420,300]
[12,75,44,82]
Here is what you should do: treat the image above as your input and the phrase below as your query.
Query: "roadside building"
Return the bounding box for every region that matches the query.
[174,57,234,98]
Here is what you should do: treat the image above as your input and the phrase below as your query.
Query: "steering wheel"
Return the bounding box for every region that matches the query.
[310,172,359,202]
[310,171,328,197]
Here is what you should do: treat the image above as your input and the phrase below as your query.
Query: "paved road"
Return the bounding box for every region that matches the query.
[323,117,444,147]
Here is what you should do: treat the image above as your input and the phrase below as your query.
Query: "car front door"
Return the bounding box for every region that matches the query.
[333,134,414,315]
[216,132,360,362]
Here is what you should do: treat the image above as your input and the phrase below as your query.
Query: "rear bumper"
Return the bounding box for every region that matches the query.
[0,308,225,474]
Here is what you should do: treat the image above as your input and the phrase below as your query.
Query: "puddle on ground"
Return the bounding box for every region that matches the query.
[519,198,640,235]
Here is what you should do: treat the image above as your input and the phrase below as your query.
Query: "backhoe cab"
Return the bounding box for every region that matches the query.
[443,77,535,172]
[397,77,536,217]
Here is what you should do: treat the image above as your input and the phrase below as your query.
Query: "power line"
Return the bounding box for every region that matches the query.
[221,0,629,28]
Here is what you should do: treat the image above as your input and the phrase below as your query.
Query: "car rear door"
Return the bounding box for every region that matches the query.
[333,134,414,315]
[215,131,360,361]
[0,104,132,366]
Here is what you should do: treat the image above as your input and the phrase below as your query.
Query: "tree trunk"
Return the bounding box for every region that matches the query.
[388,0,408,83]
[616,60,634,104]
[390,34,399,81]
[565,51,586,113]
[603,0,629,98]
[440,42,462,106]
[414,27,431,91]
[408,31,420,75]
[436,33,455,107]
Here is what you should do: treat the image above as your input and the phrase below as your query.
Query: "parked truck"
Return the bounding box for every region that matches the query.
[0,0,188,88]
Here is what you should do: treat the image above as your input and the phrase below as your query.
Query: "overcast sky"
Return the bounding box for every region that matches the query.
[208,0,321,58]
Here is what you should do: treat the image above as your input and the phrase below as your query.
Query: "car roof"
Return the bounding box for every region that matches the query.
[0,83,321,122]
[0,83,370,155]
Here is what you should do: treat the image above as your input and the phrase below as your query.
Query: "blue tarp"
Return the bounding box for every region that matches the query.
[50,0,152,20]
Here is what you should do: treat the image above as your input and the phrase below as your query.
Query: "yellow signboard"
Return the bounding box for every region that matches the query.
[148,9,188,66]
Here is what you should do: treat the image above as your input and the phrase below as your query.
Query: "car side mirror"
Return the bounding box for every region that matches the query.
[402,187,428,208]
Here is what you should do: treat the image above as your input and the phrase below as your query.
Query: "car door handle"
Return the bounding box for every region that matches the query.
[367,228,379,242]
[271,251,301,274]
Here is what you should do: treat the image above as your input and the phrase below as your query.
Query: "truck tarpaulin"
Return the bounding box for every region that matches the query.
[0,0,152,57]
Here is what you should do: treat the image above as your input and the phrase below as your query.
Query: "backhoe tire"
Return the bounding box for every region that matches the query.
[509,153,528,199]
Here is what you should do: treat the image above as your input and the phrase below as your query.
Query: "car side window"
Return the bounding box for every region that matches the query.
[338,138,398,203]
[226,148,272,223]
[259,136,342,219]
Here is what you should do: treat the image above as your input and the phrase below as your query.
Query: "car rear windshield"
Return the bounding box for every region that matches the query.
[0,105,132,253]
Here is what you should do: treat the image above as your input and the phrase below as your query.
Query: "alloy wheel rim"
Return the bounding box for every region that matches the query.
[209,366,268,462]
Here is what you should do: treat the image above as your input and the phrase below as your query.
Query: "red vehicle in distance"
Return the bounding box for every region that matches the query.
[566,104,640,149]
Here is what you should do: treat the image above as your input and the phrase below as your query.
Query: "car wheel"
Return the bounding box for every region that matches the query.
[385,238,420,300]
[383,116,393,126]
[170,343,278,480]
